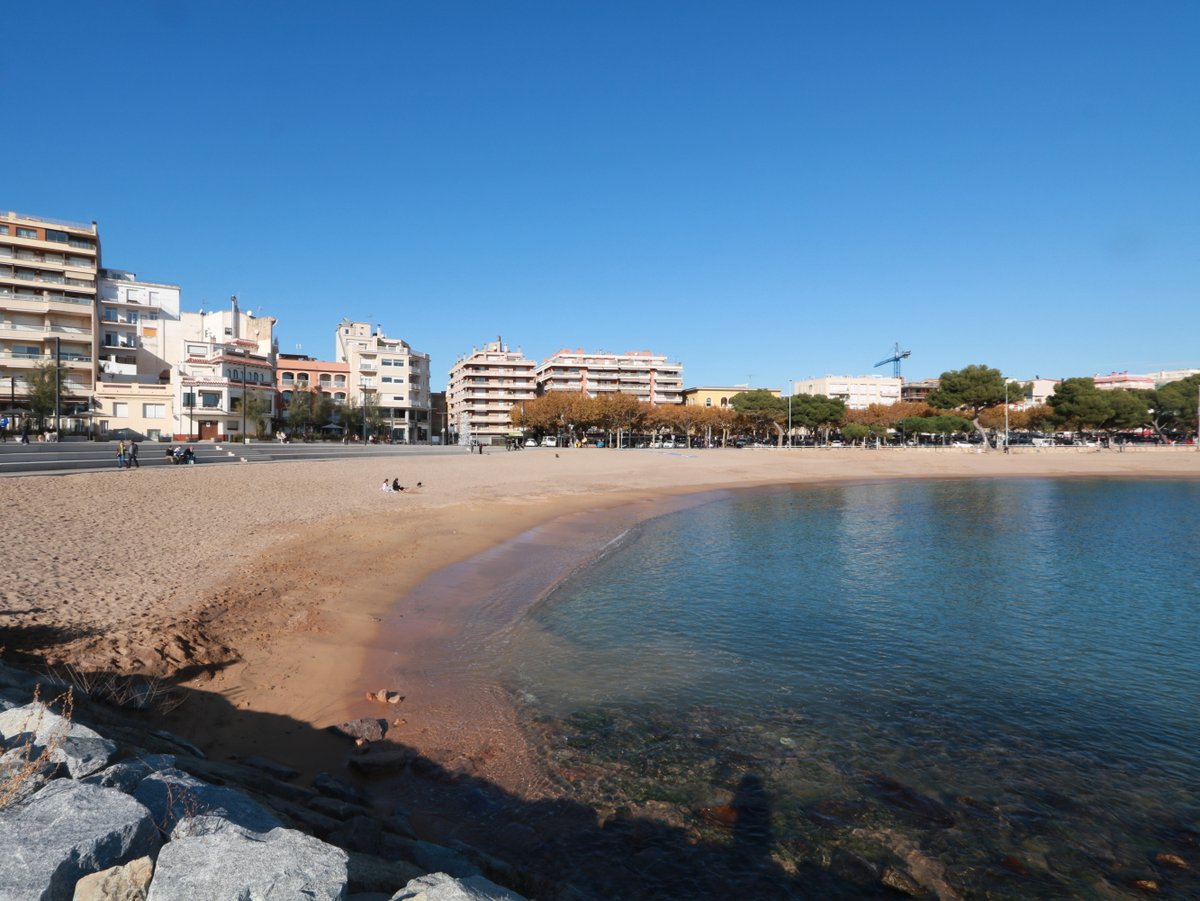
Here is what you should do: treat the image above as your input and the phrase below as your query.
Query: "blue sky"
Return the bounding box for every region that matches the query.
[5,1,1197,390]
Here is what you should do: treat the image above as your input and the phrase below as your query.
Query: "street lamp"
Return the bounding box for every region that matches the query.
[360,379,368,443]
[1004,381,1010,452]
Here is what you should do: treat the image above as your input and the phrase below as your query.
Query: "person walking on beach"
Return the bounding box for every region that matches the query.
[128,439,140,469]
[19,417,30,444]
[116,439,127,469]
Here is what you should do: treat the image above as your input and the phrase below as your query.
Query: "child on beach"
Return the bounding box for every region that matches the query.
[380,479,393,492]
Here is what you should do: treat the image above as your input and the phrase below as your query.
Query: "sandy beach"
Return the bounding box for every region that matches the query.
[3,446,1198,785]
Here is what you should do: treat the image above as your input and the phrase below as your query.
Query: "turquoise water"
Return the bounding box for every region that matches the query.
[490,479,1200,897]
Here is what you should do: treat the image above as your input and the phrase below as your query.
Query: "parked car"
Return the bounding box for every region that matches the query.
[524,438,538,447]
[542,436,558,447]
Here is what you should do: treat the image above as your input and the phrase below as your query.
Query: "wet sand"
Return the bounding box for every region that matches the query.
[1,446,1197,782]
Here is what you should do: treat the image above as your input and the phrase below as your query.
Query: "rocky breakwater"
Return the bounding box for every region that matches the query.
[0,662,529,901]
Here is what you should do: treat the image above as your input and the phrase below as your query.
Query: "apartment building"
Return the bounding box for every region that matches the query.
[276,353,350,434]
[793,375,901,409]
[535,349,684,405]
[0,211,99,434]
[335,320,432,443]
[447,338,536,445]
[91,269,182,440]
[166,296,277,440]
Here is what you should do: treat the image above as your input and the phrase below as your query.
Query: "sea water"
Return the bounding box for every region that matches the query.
[486,479,1200,897]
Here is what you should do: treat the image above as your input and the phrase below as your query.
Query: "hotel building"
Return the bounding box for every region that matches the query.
[793,375,901,409]
[335,320,432,443]
[0,211,99,433]
[447,337,536,445]
[535,349,684,405]
[275,353,350,435]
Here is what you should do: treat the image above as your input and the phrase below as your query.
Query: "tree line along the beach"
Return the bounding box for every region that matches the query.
[509,365,1200,449]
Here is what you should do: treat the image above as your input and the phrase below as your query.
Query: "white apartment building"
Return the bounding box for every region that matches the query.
[165,296,277,440]
[335,320,432,443]
[535,349,684,405]
[447,337,536,445]
[793,375,901,409]
[0,211,99,434]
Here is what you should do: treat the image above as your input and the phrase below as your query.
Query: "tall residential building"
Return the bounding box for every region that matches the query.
[447,337,536,445]
[793,375,901,409]
[335,320,432,443]
[165,296,277,440]
[535,349,684,405]
[92,269,182,440]
[0,211,100,434]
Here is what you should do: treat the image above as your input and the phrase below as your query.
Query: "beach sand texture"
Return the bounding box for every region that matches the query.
[2,447,1197,778]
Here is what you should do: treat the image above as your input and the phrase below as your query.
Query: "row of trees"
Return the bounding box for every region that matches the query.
[508,365,1200,449]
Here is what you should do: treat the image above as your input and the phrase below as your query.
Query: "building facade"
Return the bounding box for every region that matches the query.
[166,296,277,440]
[447,338,536,445]
[275,353,350,437]
[91,269,182,439]
[682,386,780,408]
[535,349,684,405]
[334,320,432,443]
[0,211,99,434]
[793,375,901,409]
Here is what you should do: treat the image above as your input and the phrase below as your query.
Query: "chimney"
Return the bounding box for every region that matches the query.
[231,295,240,340]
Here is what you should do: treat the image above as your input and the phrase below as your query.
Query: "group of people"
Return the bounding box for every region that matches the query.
[115,439,140,469]
[166,445,196,465]
[0,415,34,444]
[380,477,422,493]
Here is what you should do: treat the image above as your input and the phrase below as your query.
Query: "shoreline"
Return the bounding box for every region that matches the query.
[2,449,1197,784]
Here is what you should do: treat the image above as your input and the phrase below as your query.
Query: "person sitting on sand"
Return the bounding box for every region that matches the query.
[392,478,403,492]
[380,479,393,492]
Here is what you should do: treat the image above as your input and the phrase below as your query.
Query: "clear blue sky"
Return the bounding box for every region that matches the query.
[5,1,1197,390]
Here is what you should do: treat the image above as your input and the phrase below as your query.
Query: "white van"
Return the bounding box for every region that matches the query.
[542,436,558,447]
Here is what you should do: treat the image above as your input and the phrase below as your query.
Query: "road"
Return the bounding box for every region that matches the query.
[0,440,471,477]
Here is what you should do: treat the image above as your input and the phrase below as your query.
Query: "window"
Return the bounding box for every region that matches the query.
[143,404,165,418]
[16,227,36,239]
[183,392,196,407]
[201,392,220,408]
[186,344,207,355]
[45,229,69,243]
[0,225,7,235]
[127,311,139,324]
[113,403,129,417]
[104,309,117,322]
[705,397,712,407]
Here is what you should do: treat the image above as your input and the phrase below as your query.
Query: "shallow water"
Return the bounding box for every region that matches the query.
[483,479,1200,897]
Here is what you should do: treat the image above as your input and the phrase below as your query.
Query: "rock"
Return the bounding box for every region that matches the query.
[243,755,300,782]
[0,744,61,805]
[313,771,370,805]
[83,755,177,794]
[149,729,206,759]
[328,814,385,855]
[389,872,529,901]
[146,821,348,900]
[334,718,390,742]
[72,855,154,901]
[346,851,424,895]
[1132,879,1159,893]
[311,795,369,820]
[1154,852,1189,870]
[0,700,118,779]
[133,768,282,837]
[408,841,482,879]
[366,690,405,705]
[881,865,924,897]
[348,747,415,777]
[829,849,879,886]
[0,780,160,901]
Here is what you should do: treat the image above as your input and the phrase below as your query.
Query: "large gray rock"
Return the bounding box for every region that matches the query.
[0,779,160,901]
[83,755,177,794]
[0,744,60,806]
[0,701,117,779]
[389,872,529,901]
[133,768,281,837]
[146,821,348,900]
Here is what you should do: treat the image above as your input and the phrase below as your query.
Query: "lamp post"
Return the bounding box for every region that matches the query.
[1004,381,1010,452]
[360,379,368,443]
[241,356,247,442]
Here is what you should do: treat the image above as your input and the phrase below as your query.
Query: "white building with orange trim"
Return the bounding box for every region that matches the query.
[535,348,683,405]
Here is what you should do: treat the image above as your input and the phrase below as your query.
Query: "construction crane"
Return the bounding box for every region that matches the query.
[874,342,911,379]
